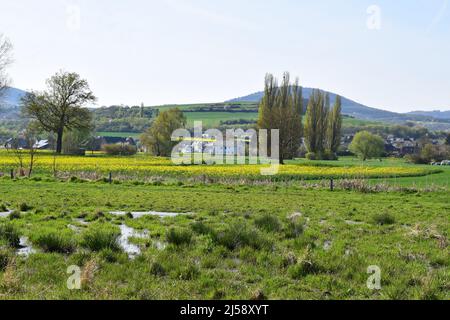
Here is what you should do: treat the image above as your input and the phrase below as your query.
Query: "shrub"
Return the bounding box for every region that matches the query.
[150,261,166,277]
[99,248,125,263]
[18,202,32,212]
[125,212,133,219]
[372,212,396,225]
[254,215,282,233]
[0,248,13,271]
[213,223,271,251]
[288,260,322,279]
[250,289,267,301]
[285,221,304,239]
[69,176,87,183]
[191,221,213,235]
[322,150,338,161]
[406,144,450,164]
[166,228,193,246]
[175,264,200,280]
[102,144,137,156]
[0,223,21,247]
[288,247,322,278]
[32,230,76,253]
[8,210,21,220]
[0,203,7,212]
[349,131,384,161]
[81,228,121,252]
[305,152,316,160]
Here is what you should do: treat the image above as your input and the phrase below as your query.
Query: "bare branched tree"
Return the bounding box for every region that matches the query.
[0,34,13,96]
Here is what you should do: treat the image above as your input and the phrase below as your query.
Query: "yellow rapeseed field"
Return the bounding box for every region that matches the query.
[0,151,435,180]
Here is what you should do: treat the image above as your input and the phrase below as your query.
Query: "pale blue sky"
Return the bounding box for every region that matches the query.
[0,0,449,112]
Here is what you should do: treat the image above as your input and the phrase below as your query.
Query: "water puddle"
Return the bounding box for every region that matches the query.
[323,240,332,251]
[345,220,364,225]
[119,224,149,259]
[0,210,13,218]
[288,212,303,220]
[74,218,89,225]
[16,237,36,257]
[110,211,187,219]
[67,224,81,232]
[154,240,167,251]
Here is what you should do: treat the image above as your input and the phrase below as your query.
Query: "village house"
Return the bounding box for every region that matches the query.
[179,134,246,156]
[91,136,137,151]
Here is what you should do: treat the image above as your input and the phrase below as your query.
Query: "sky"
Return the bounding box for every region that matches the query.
[0,0,449,112]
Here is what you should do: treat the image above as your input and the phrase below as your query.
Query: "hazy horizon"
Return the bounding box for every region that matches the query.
[1,0,449,112]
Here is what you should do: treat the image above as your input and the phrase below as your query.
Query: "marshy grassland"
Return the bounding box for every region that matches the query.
[0,153,448,299]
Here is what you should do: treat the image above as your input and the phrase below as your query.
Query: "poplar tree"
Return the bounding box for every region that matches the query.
[257,72,303,164]
[304,89,328,159]
[326,95,342,157]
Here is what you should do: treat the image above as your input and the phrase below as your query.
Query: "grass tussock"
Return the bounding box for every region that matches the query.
[8,211,21,220]
[213,222,271,251]
[166,228,193,246]
[149,261,167,277]
[31,230,76,254]
[190,221,213,235]
[18,202,32,212]
[372,212,396,225]
[81,227,121,252]
[81,259,99,289]
[254,214,282,233]
[285,220,305,239]
[0,223,21,247]
[288,247,323,279]
[0,248,13,271]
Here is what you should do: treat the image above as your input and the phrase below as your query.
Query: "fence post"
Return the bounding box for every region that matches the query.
[109,172,112,184]
[330,178,334,191]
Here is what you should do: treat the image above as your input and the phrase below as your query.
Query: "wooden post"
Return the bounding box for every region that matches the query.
[109,172,112,184]
[330,178,334,191]
[10,169,14,179]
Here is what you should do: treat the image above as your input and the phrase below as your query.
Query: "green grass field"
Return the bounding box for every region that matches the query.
[0,179,448,299]
[0,154,448,300]
[287,157,450,189]
[95,132,141,138]
[184,112,258,127]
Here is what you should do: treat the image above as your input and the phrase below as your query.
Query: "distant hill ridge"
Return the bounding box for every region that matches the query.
[0,87,27,106]
[407,110,450,120]
[226,87,404,121]
[1,87,449,125]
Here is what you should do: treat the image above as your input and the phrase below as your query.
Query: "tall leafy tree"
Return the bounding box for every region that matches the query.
[141,108,187,156]
[349,131,385,161]
[326,95,342,156]
[257,72,303,164]
[22,71,96,153]
[304,89,328,158]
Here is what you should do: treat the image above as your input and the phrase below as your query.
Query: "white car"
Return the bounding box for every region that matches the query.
[441,160,450,166]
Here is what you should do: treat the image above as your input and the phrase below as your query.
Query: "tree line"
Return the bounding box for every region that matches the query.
[257,72,343,163]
